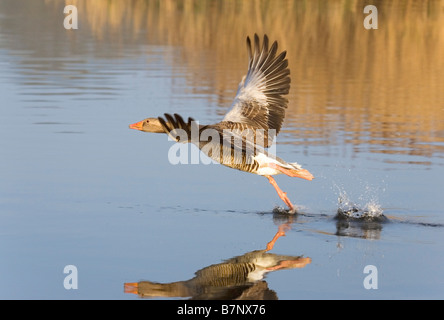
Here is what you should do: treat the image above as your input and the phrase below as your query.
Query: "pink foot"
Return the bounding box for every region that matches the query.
[266,223,291,251]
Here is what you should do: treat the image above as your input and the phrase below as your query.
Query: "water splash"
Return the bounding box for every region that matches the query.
[334,184,386,221]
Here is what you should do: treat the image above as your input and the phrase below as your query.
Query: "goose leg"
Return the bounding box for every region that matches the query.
[266,175,295,213]
[266,223,291,251]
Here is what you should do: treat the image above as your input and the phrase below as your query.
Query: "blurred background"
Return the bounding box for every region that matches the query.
[3,0,444,160]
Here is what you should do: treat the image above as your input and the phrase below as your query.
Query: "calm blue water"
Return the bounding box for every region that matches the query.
[1,0,443,299]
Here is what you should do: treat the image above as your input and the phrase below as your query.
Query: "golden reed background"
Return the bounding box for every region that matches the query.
[60,0,444,161]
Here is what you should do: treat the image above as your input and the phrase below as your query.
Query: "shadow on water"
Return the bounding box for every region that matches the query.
[124,228,311,300]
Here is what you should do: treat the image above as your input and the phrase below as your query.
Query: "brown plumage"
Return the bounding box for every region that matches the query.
[124,249,311,299]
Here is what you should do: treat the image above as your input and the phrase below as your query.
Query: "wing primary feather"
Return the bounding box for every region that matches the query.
[261,51,287,77]
[252,34,261,70]
[164,113,176,130]
[255,35,269,72]
[246,36,252,63]
[173,113,186,130]
[220,34,291,148]
[157,116,170,133]
[187,116,195,127]
[262,34,269,54]
[259,40,278,72]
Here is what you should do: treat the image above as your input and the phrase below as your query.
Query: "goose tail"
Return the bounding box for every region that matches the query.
[287,162,314,181]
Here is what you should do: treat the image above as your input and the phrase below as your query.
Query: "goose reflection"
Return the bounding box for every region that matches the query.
[334,207,388,240]
[335,218,385,240]
[270,206,388,241]
[303,211,387,240]
[124,221,310,300]
[124,250,310,300]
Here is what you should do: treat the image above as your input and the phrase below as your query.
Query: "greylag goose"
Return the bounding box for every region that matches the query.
[129,34,313,213]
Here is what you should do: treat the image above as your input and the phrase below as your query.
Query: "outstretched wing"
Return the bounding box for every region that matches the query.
[158,113,262,173]
[219,34,290,148]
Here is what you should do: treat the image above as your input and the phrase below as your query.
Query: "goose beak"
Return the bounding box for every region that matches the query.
[124,282,139,294]
[129,121,144,130]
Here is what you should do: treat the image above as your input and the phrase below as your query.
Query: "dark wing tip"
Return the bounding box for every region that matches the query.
[157,116,170,133]
[262,35,269,55]
[254,34,260,55]
[246,36,252,61]
[164,113,175,126]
